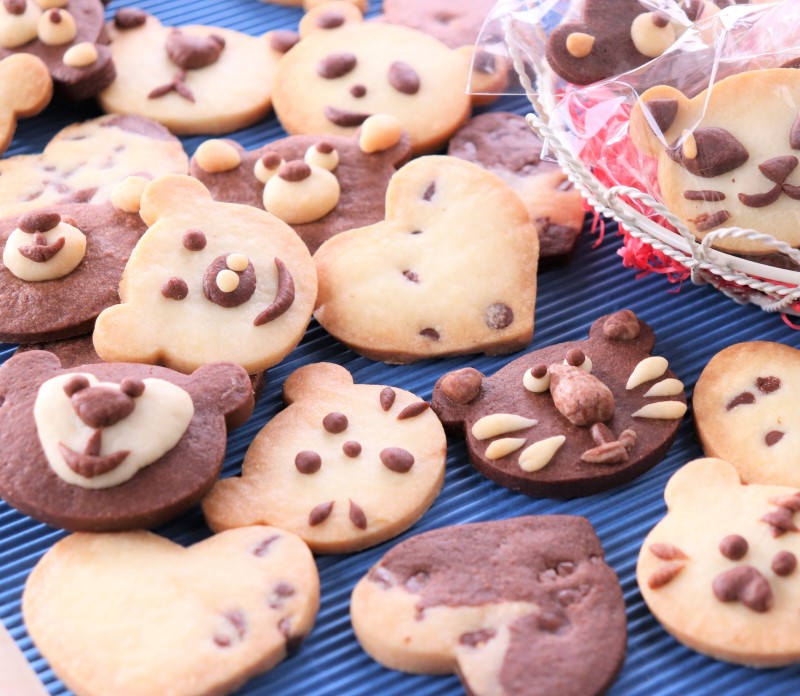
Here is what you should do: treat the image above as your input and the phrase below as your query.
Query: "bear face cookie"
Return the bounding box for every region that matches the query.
[0,0,115,100]
[351,516,626,696]
[638,457,800,666]
[0,114,188,219]
[0,53,51,156]
[629,68,800,254]
[203,362,446,554]
[432,311,687,497]
[0,200,146,343]
[0,350,253,531]
[313,155,538,363]
[693,342,800,488]
[93,175,317,375]
[99,10,287,135]
[190,117,411,255]
[24,526,319,696]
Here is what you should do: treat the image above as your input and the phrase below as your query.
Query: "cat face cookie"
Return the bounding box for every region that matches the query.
[313,155,538,363]
[0,53,51,156]
[0,114,188,219]
[190,117,411,254]
[0,350,253,531]
[351,516,626,696]
[24,526,319,696]
[432,311,687,497]
[0,0,115,100]
[638,457,800,666]
[99,10,287,135]
[203,362,446,553]
[93,175,317,374]
[448,112,585,263]
[630,68,800,253]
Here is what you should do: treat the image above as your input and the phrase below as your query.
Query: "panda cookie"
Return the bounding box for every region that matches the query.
[271,2,505,155]
[0,0,115,100]
[432,311,687,497]
[99,10,287,135]
[190,116,411,254]
[630,68,800,254]
[0,53,51,156]
[93,175,317,375]
[203,363,446,554]
[313,155,538,363]
[0,114,188,218]
[351,516,626,696]
[0,350,253,531]
[448,112,585,263]
[24,526,319,696]
[638,457,800,666]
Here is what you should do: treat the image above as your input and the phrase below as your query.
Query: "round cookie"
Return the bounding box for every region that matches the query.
[432,311,687,497]
[381,0,498,50]
[0,53,51,156]
[24,526,319,696]
[202,362,446,553]
[448,112,585,263]
[638,457,800,666]
[351,516,627,696]
[93,175,317,374]
[99,10,287,135]
[0,350,253,531]
[0,114,189,219]
[313,155,539,363]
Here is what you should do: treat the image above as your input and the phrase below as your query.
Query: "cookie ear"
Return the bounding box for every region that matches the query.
[283,362,354,404]
[588,310,655,353]
[188,362,254,427]
[299,1,364,39]
[630,85,690,159]
[0,350,62,395]
[431,368,484,430]
[664,458,742,511]
[457,47,509,106]
[139,175,213,227]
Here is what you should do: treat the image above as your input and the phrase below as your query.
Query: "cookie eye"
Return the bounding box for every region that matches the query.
[523,364,550,393]
[317,52,356,79]
[667,127,749,178]
[387,61,420,95]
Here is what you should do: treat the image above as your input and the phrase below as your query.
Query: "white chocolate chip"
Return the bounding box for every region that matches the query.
[565,32,595,59]
[627,356,668,390]
[359,114,404,154]
[36,0,68,8]
[471,414,537,441]
[523,368,550,393]
[111,176,149,214]
[0,1,41,48]
[682,130,697,160]
[3,222,86,281]
[518,436,566,473]
[630,12,676,59]
[216,269,240,293]
[485,437,526,460]
[632,401,687,420]
[263,166,340,225]
[304,143,339,171]
[226,253,249,272]
[37,8,76,46]
[63,41,98,68]
[254,155,283,183]
[563,355,593,373]
[644,378,684,397]
[194,140,242,174]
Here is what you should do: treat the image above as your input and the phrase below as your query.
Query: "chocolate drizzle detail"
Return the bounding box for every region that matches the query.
[59,433,130,479]
[202,254,257,308]
[254,258,295,326]
[726,391,754,410]
[712,566,773,613]
[18,233,65,263]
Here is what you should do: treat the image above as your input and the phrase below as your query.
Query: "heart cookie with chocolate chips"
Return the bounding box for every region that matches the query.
[432,310,687,497]
[638,457,800,666]
[203,362,446,553]
[24,526,319,696]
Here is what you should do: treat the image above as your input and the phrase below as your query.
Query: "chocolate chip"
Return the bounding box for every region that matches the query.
[316,141,335,154]
[379,387,396,412]
[278,161,311,182]
[397,402,429,420]
[668,127,749,178]
[388,61,420,95]
[761,507,799,537]
[403,270,419,283]
[651,11,670,27]
[719,534,748,560]
[63,375,90,397]
[324,106,371,127]
[473,51,496,75]
[380,447,414,473]
[18,211,61,234]
[316,11,345,28]
[251,535,280,556]
[308,500,334,526]
[49,9,62,24]
[726,391,755,410]
[3,0,26,16]
[692,209,731,232]
[439,368,482,405]
[756,376,781,394]
[161,277,189,300]
[317,52,357,79]
[349,499,367,530]
[261,151,281,169]
[649,543,688,561]
[684,190,726,201]
[182,229,207,251]
[295,451,322,475]
[565,348,585,367]
[270,30,300,54]
[712,565,773,613]
[323,412,348,433]
[460,629,496,646]
[766,431,785,447]
[120,378,145,398]
[485,303,514,330]
[114,7,148,29]
[532,364,548,379]
[342,440,361,457]
[772,551,797,577]
[422,182,435,201]
[350,84,367,98]
[645,98,678,134]
[420,328,440,340]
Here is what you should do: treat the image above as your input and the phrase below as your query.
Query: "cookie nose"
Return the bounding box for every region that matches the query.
[759,156,798,184]
[70,387,136,428]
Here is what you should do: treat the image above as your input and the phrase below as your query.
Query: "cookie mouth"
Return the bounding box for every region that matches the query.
[739,183,800,208]
[324,106,372,128]
[18,235,66,263]
[58,441,130,478]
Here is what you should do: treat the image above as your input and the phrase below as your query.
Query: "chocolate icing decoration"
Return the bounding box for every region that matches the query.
[19,211,61,234]
[762,505,800,537]
[114,7,147,30]
[668,128,749,178]
[270,30,299,54]
[63,375,89,397]
[120,378,145,398]
[161,277,189,301]
[202,254,257,308]
[253,257,295,326]
[268,581,296,609]
[422,182,435,201]
[261,151,281,170]
[726,391,754,410]
[765,430,784,447]
[213,610,246,647]
[295,451,322,475]
[349,499,367,529]
[59,436,130,479]
[420,328,440,340]
[323,412,348,433]
[309,500,334,526]
[387,61,420,95]
[460,629,496,647]
[3,0,26,15]
[397,402,429,420]
[649,543,688,561]
[183,229,207,251]
[317,52,357,79]
[48,10,63,25]
[566,348,585,367]
[772,550,797,577]
[684,190,725,202]
[719,534,748,561]
[343,440,361,457]
[651,11,669,28]
[759,156,798,184]
[756,376,781,394]
[278,161,311,182]
[380,447,414,473]
[485,303,514,330]
[646,99,678,134]
[71,386,137,428]
[712,565,773,613]
[379,387,396,411]
[683,0,702,21]
[148,71,195,103]
[692,210,731,232]
[18,233,66,263]
[403,270,419,283]
[739,185,782,209]
[165,30,226,71]
[317,11,345,29]
[647,561,685,589]
[251,535,280,557]
[316,142,335,155]
[324,106,371,128]
[350,84,366,98]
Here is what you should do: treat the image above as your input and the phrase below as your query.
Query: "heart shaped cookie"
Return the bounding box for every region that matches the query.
[313,155,538,363]
[24,526,320,696]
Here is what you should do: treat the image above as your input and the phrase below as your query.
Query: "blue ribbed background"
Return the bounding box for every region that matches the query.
[3,1,800,694]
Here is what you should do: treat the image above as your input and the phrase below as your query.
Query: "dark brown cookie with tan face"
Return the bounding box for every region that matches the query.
[0,200,146,343]
[0,0,115,100]
[448,112,585,263]
[190,120,411,255]
[0,350,253,531]
[432,310,687,497]
[351,516,627,696]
